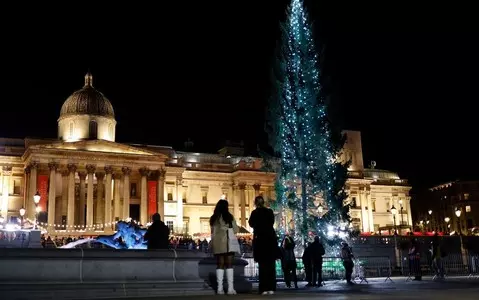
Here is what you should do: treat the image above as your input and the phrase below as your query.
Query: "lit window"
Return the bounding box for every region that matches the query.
[202,191,208,204]
[166,221,174,232]
[466,206,471,213]
[464,193,470,200]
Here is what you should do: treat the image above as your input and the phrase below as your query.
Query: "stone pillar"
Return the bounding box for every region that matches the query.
[95,172,105,225]
[176,175,184,233]
[47,162,58,231]
[1,166,12,219]
[67,164,77,228]
[86,165,96,228]
[406,198,413,227]
[157,168,166,219]
[122,167,131,219]
[78,171,87,226]
[139,167,149,225]
[24,166,31,210]
[253,183,261,198]
[359,189,369,232]
[367,191,374,232]
[239,183,246,227]
[233,185,240,220]
[104,166,113,228]
[59,169,69,226]
[113,173,122,221]
[28,162,38,220]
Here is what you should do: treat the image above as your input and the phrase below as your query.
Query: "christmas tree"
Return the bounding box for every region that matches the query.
[266,0,351,252]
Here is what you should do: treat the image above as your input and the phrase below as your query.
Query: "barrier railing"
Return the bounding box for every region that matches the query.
[243,255,392,283]
[401,253,479,279]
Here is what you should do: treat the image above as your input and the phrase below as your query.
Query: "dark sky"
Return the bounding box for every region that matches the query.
[1,2,478,190]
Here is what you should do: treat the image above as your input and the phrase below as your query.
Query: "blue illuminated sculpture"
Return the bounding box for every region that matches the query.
[96,220,147,249]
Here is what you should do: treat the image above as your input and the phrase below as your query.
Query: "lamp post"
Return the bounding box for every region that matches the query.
[444,217,450,234]
[455,207,462,235]
[391,205,398,235]
[33,191,41,230]
[19,207,26,229]
[428,209,433,231]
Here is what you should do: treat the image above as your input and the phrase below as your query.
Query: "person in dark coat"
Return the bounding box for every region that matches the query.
[408,238,422,281]
[302,242,313,287]
[309,236,325,287]
[143,213,170,249]
[281,235,298,288]
[249,196,278,295]
[340,241,355,285]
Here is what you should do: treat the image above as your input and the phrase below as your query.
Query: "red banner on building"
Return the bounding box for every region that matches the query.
[37,175,49,211]
[148,181,157,217]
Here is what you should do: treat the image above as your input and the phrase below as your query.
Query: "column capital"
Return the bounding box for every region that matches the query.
[24,166,31,174]
[104,165,114,174]
[253,183,261,191]
[139,167,149,177]
[48,162,59,171]
[122,166,132,176]
[95,172,105,180]
[29,161,38,170]
[158,168,166,181]
[67,163,77,173]
[60,169,70,177]
[86,164,96,174]
[238,182,246,190]
[113,173,122,180]
[78,172,87,180]
[2,165,12,176]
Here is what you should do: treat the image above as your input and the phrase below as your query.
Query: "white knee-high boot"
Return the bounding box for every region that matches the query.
[216,269,225,295]
[226,268,236,295]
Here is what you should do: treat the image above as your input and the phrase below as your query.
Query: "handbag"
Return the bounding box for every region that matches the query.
[227,224,241,254]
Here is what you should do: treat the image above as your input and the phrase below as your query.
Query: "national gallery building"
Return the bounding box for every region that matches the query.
[0,73,412,236]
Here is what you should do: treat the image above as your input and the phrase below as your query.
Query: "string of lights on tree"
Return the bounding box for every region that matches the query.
[267,0,351,253]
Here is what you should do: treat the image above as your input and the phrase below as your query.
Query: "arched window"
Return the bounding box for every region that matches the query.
[69,122,74,138]
[89,120,98,139]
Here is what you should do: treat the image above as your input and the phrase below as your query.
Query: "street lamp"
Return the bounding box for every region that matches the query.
[19,207,26,229]
[444,217,450,234]
[428,210,432,215]
[398,199,404,225]
[455,207,462,235]
[391,205,397,235]
[33,191,41,230]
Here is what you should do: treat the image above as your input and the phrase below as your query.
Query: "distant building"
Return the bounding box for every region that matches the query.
[0,73,412,235]
[425,180,479,234]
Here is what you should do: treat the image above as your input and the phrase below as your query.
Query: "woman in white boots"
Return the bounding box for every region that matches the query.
[210,199,239,295]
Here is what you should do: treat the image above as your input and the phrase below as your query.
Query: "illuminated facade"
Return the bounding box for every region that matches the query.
[0,73,412,235]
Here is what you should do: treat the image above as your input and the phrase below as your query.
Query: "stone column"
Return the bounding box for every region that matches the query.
[157,168,166,219]
[86,165,96,228]
[47,162,58,231]
[366,190,374,232]
[95,172,105,225]
[78,171,87,226]
[233,185,240,220]
[104,166,113,228]
[59,169,69,226]
[122,167,131,219]
[28,162,38,220]
[253,183,261,201]
[113,173,122,221]
[176,175,184,233]
[239,182,246,227]
[139,167,149,225]
[67,164,77,228]
[359,189,369,232]
[1,166,12,219]
[406,197,413,226]
[24,166,31,210]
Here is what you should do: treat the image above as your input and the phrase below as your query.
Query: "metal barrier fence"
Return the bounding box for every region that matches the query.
[243,255,392,282]
[401,253,479,279]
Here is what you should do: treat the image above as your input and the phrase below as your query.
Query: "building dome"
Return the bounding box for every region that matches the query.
[59,72,114,119]
[58,72,116,142]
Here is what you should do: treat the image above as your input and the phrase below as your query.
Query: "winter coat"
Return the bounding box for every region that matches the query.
[249,207,278,262]
[210,216,239,255]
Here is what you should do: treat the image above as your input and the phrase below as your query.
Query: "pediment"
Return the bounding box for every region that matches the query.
[29,140,164,157]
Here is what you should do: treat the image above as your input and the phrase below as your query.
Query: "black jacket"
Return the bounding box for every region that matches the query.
[144,221,170,249]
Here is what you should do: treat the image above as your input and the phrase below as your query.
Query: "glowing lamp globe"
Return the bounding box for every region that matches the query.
[19,207,26,217]
[33,191,41,204]
[390,205,397,215]
[428,210,432,215]
[444,217,450,223]
[455,208,462,218]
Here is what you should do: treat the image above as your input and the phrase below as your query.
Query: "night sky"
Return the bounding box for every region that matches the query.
[1,2,478,191]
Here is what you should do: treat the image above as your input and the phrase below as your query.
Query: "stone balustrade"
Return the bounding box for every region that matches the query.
[0,248,213,299]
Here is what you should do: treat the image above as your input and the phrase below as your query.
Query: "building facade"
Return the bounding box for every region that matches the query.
[0,73,412,235]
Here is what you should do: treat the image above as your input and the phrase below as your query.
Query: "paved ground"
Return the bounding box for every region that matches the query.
[91,276,479,300]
